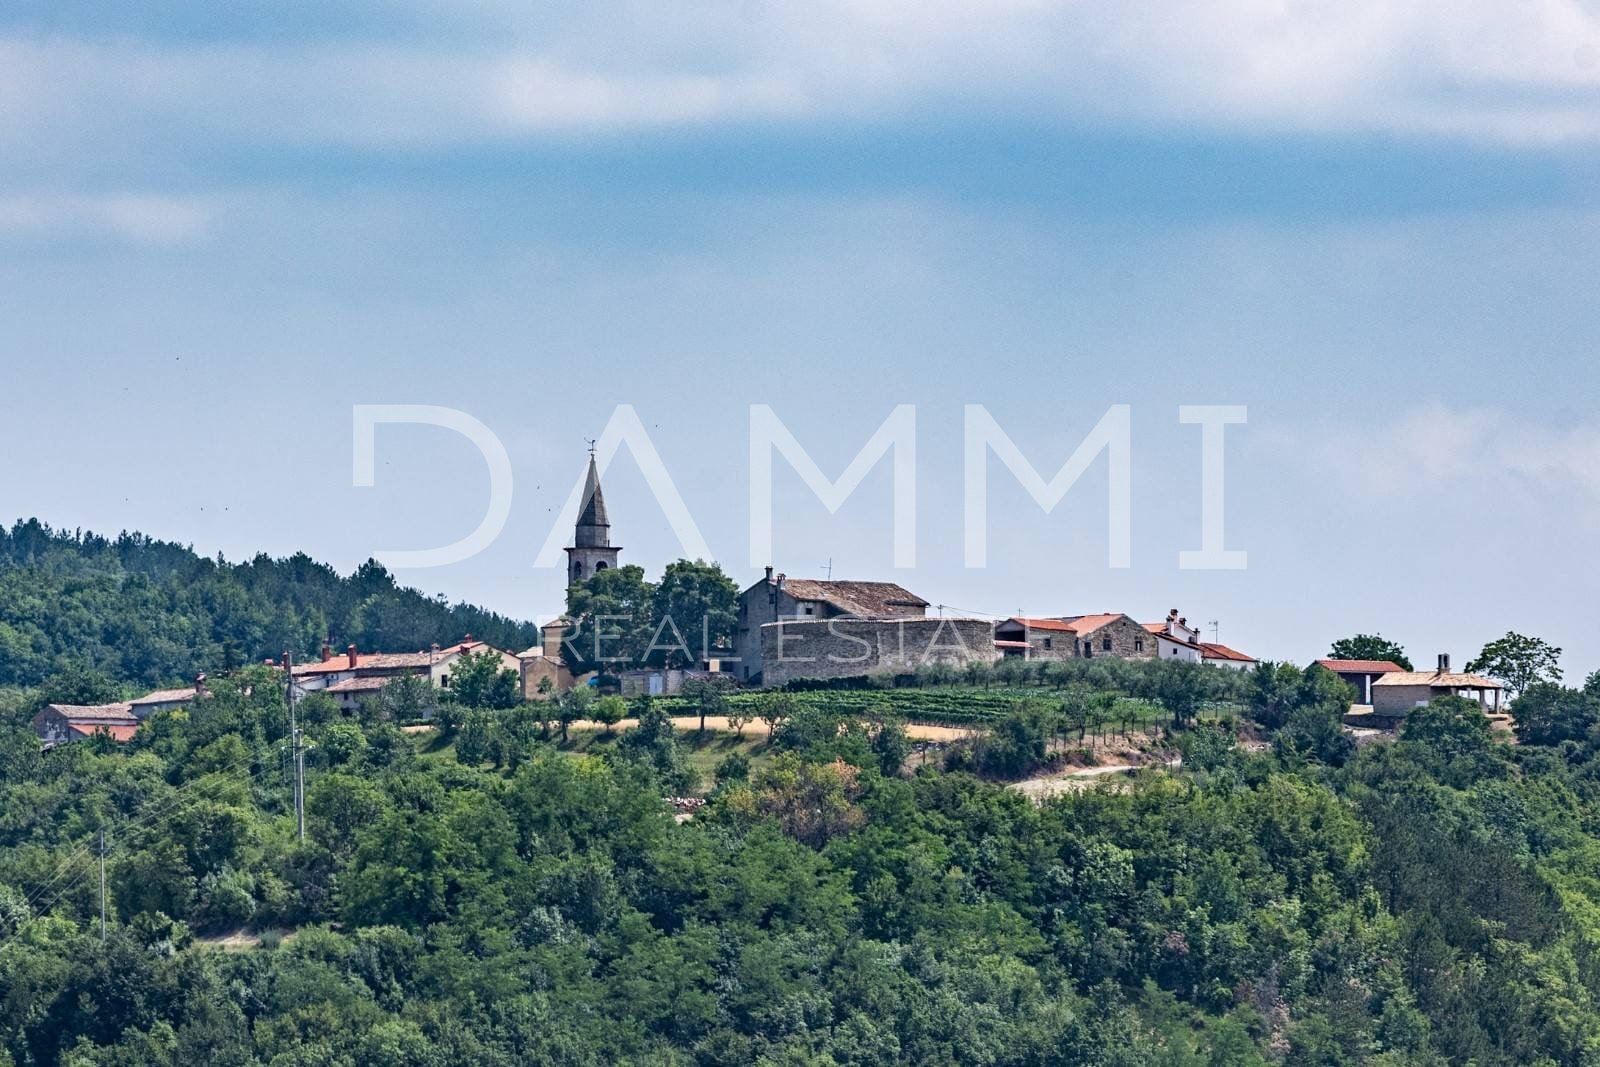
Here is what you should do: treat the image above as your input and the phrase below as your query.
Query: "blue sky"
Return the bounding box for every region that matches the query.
[3,2,1600,675]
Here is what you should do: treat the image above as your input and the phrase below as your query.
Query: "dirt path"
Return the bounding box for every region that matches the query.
[574,716,974,741]
[1009,758,1181,801]
[404,717,974,742]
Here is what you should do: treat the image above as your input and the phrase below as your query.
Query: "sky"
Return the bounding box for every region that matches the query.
[2,1,1600,676]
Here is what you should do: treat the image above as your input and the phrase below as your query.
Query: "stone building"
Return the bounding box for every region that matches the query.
[734,569,930,685]
[292,638,520,712]
[993,613,1155,661]
[565,453,620,587]
[1370,655,1505,721]
[1314,658,1406,705]
[519,617,581,699]
[758,616,999,688]
[32,703,140,747]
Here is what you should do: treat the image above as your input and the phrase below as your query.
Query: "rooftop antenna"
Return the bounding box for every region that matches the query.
[1207,619,1220,644]
[822,558,833,580]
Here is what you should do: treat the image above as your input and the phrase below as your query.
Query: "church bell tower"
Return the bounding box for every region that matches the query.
[565,450,621,587]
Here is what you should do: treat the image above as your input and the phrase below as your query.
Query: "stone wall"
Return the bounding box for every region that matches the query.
[1082,616,1157,660]
[759,617,999,688]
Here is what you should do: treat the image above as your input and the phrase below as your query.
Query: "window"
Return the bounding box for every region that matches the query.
[573,561,584,578]
[1042,637,1053,650]
[803,605,814,615]
[440,674,450,687]
[1102,636,1112,651]
[1135,638,1144,652]
[594,561,608,572]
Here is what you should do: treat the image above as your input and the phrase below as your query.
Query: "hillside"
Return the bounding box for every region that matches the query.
[0,518,539,689]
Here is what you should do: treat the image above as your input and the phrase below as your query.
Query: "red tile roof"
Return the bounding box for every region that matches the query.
[1007,613,1127,635]
[1200,642,1256,663]
[130,687,198,706]
[70,722,139,742]
[1315,658,1405,674]
[293,640,491,676]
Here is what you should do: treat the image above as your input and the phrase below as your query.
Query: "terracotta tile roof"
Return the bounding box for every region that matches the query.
[1200,642,1256,663]
[1145,624,1202,649]
[1007,613,1127,635]
[1315,659,1406,675]
[1372,670,1503,689]
[130,687,198,706]
[778,579,928,616]
[71,722,139,742]
[45,702,137,723]
[293,640,492,676]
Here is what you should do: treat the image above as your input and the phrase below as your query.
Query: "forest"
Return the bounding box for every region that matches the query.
[4,527,1600,1063]
[0,519,540,689]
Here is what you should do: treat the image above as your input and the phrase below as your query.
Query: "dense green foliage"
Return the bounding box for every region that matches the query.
[0,520,539,689]
[1328,635,1412,671]
[563,559,740,673]
[4,653,1600,1064]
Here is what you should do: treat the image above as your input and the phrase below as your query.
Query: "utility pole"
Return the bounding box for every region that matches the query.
[98,829,107,945]
[284,652,304,843]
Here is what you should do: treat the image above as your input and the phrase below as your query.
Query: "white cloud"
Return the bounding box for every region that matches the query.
[1314,403,1600,507]
[5,0,1600,154]
[0,193,214,243]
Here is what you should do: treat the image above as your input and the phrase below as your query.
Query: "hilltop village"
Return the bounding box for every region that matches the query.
[33,454,1511,747]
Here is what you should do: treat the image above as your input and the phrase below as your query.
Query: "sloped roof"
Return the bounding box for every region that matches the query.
[1200,642,1256,663]
[293,640,496,676]
[1006,613,1127,635]
[779,578,928,616]
[1315,658,1406,675]
[1144,623,1202,649]
[1372,670,1503,689]
[130,687,197,706]
[44,702,137,724]
[70,722,139,742]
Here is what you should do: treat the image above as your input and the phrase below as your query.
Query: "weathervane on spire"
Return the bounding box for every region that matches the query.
[585,437,597,458]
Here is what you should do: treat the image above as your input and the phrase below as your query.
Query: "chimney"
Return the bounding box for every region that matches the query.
[321,644,332,663]
[280,652,290,671]
[765,565,774,584]
[347,644,358,669]
[464,633,473,643]
[195,672,207,698]
[1437,653,1450,673]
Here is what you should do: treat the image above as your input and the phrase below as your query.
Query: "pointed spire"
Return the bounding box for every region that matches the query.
[574,455,610,547]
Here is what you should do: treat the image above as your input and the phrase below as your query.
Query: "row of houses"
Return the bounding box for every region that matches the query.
[32,683,202,748]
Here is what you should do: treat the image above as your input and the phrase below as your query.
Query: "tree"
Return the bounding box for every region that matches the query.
[556,685,592,743]
[1249,662,1303,730]
[727,708,752,737]
[564,564,657,672]
[447,650,520,710]
[756,691,796,736]
[1510,682,1596,746]
[650,560,739,667]
[1467,632,1563,697]
[591,694,627,735]
[378,673,440,723]
[681,674,734,733]
[1328,634,1412,671]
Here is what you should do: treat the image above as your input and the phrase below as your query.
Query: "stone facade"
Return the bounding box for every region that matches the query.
[735,570,930,684]
[993,613,1155,662]
[758,617,998,688]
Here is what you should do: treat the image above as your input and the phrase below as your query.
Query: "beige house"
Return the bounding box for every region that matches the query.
[1371,664,1505,719]
[519,618,583,699]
